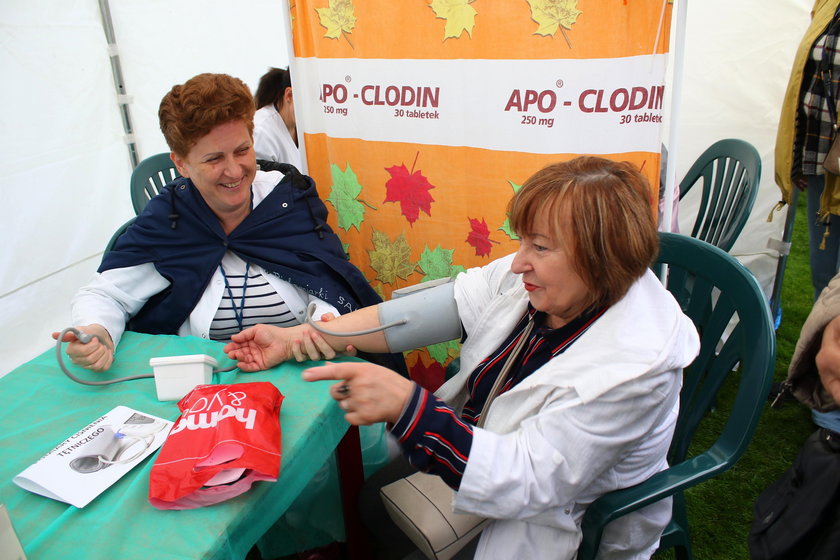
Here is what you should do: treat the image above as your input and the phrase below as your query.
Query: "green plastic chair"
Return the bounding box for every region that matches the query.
[103,217,134,255]
[119,158,289,250]
[577,232,775,560]
[130,152,180,215]
[679,139,761,252]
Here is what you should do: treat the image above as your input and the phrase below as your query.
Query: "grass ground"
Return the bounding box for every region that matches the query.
[653,193,816,559]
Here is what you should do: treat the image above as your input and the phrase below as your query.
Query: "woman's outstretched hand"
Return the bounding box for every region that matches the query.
[224,324,282,371]
[224,320,355,372]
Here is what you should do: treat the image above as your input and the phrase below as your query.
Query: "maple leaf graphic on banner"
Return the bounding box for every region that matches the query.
[410,355,447,392]
[426,340,461,370]
[417,245,465,281]
[499,180,523,240]
[525,0,581,48]
[384,152,436,226]
[368,229,415,284]
[326,163,375,232]
[466,217,499,257]
[414,245,465,369]
[316,0,356,47]
[428,0,478,40]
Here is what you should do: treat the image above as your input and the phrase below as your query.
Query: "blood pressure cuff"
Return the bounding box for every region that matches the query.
[380,280,462,352]
[149,382,283,510]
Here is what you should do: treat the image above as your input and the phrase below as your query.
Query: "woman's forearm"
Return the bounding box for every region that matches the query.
[312,305,391,353]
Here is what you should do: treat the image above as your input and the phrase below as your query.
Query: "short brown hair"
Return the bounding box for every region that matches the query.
[508,156,658,309]
[158,73,255,157]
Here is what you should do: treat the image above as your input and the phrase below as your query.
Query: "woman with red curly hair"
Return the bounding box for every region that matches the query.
[58,73,391,375]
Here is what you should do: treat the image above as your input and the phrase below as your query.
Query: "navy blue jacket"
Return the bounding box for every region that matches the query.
[101,164,412,376]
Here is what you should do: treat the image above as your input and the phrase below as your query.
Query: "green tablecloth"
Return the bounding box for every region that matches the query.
[0,332,359,559]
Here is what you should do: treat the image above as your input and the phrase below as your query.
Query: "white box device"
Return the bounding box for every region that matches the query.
[149,354,217,401]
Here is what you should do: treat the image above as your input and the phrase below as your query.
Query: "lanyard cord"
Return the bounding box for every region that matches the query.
[219,261,251,332]
[217,192,255,333]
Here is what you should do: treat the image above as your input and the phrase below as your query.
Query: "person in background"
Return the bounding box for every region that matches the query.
[751,269,840,560]
[787,270,840,411]
[818,316,840,404]
[254,66,303,170]
[775,0,840,435]
[225,156,701,560]
[657,143,679,233]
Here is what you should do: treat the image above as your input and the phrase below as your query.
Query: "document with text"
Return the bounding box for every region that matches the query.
[13,406,172,508]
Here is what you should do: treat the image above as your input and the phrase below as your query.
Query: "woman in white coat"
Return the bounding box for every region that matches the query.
[253,67,303,169]
[224,156,701,559]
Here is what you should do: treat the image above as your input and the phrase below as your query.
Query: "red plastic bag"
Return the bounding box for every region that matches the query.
[149,382,283,509]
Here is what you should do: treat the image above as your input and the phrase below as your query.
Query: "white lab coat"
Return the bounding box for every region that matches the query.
[253,105,303,169]
[437,254,700,559]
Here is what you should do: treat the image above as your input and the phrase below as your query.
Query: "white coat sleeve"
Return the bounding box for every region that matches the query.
[454,254,519,333]
[254,126,282,162]
[71,263,170,347]
[454,370,678,528]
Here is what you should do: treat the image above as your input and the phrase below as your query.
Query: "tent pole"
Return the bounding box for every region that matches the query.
[660,0,687,284]
[661,0,686,236]
[98,0,139,169]
[769,188,799,325]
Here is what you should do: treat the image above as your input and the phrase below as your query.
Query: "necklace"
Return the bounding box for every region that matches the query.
[219,261,251,332]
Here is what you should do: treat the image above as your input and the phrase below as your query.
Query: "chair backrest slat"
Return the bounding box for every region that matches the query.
[131,153,181,215]
[680,139,761,252]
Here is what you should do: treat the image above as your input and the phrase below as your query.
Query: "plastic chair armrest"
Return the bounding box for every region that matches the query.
[577,451,729,559]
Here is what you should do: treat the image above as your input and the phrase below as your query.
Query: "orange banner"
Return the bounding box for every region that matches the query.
[291,1,672,60]
[288,0,673,388]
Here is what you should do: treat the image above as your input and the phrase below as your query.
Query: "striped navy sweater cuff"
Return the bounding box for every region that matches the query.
[390,384,474,490]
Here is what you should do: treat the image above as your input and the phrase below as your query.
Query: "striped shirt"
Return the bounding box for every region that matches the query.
[209,252,301,341]
[797,7,840,176]
[390,305,606,489]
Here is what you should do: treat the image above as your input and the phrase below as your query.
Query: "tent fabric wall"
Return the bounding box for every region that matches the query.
[0,0,289,375]
[674,0,809,306]
[0,0,811,376]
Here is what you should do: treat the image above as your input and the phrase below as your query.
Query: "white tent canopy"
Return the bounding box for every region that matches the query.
[0,0,810,375]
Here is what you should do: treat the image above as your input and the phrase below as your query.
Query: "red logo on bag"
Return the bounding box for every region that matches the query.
[170,389,258,434]
[149,382,284,510]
